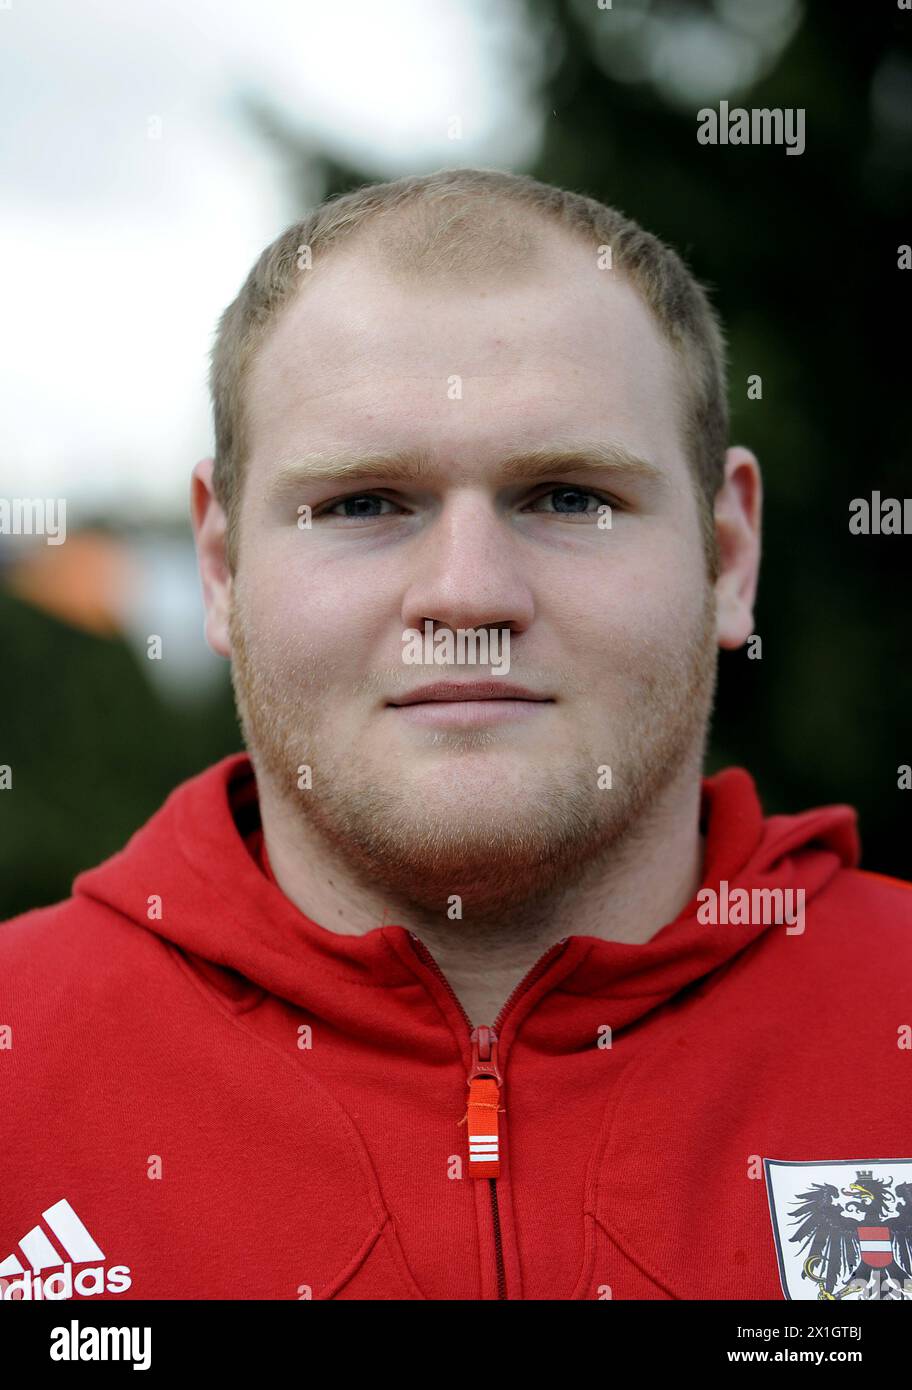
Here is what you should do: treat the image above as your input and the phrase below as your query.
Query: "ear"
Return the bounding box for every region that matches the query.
[714,445,762,650]
[190,457,232,659]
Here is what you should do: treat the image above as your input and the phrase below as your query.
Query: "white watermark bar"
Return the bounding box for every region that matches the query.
[0,497,67,544]
[401,620,511,675]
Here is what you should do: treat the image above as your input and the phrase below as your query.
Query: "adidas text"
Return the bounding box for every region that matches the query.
[0,1262,132,1300]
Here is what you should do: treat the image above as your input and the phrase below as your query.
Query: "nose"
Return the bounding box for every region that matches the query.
[399,489,534,638]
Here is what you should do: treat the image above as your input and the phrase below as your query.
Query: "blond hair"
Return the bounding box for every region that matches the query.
[209,168,728,570]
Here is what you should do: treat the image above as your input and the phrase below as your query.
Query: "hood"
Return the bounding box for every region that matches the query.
[73,754,860,1047]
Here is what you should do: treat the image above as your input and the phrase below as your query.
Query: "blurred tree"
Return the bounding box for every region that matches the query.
[0,589,239,918]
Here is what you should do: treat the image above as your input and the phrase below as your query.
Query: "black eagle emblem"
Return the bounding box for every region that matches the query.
[788,1170,912,1299]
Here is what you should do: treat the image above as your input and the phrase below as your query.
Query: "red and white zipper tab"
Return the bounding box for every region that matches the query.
[466,1025,502,1178]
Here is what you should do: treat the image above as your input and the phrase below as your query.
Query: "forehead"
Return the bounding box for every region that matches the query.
[243,228,688,478]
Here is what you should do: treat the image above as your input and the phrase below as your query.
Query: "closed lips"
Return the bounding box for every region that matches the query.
[388,683,552,705]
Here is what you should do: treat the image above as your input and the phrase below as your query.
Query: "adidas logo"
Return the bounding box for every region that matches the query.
[0,1198,131,1300]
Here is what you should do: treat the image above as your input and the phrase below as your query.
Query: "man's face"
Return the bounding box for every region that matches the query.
[226,230,718,913]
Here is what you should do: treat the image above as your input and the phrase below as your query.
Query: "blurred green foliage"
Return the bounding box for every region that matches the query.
[0,591,240,918]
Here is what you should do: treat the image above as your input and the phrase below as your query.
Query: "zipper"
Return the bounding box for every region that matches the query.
[407,931,570,1300]
[489,1175,507,1301]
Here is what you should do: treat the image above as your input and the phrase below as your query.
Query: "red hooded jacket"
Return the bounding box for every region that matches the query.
[1,754,910,1301]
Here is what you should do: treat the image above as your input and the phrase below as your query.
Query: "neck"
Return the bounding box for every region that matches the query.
[254,757,706,1028]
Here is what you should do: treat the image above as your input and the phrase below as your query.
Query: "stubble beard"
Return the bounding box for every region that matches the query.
[228,588,719,920]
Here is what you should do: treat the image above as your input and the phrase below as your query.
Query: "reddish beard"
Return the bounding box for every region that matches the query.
[227,586,718,918]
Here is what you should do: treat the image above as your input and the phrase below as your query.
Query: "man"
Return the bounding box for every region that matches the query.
[2,169,910,1303]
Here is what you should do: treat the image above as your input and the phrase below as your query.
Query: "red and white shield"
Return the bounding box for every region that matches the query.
[858,1226,892,1269]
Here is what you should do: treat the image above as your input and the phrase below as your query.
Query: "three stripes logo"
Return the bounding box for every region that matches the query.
[466,1076,501,1178]
[0,1198,131,1300]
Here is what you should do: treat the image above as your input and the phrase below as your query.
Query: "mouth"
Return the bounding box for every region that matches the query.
[387,681,554,727]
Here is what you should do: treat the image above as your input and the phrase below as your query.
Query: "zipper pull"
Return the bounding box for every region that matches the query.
[466,1025,502,1179]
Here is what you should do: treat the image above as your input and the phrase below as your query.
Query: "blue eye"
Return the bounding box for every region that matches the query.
[325,494,398,518]
[529,487,609,515]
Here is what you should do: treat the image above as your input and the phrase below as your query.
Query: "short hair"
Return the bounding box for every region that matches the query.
[209,167,728,572]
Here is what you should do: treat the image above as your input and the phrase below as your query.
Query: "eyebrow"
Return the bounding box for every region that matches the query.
[267,441,666,494]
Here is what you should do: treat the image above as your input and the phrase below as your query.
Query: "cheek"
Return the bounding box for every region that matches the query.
[237,559,391,694]
[259,530,399,626]
[572,554,710,679]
